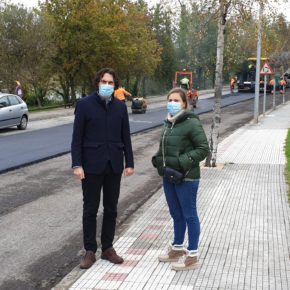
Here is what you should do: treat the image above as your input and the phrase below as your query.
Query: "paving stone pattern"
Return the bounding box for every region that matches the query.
[69,104,290,290]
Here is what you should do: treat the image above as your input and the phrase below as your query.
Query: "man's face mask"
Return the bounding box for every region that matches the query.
[99,84,114,99]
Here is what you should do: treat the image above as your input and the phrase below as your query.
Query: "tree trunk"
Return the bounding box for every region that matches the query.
[88,75,95,92]
[125,74,130,91]
[69,76,77,104]
[205,1,228,167]
[141,77,146,97]
[197,67,202,89]
[133,76,141,96]
[81,85,86,96]
[32,85,42,107]
[60,77,70,104]
[36,96,42,107]
[137,77,142,96]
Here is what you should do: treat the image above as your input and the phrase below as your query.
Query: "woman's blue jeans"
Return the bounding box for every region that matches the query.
[163,178,200,251]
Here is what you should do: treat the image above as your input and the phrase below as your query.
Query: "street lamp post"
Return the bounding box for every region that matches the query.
[273,78,276,109]
[263,75,267,116]
[254,4,263,123]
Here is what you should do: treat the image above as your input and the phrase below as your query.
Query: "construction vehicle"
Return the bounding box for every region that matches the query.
[173,70,198,108]
[237,57,273,92]
[131,97,147,114]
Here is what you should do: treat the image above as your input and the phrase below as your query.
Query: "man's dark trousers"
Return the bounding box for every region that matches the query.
[81,162,122,253]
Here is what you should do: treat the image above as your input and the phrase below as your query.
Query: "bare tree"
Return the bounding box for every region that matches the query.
[271,52,290,74]
[205,0,231,167]
[205,0,271,167]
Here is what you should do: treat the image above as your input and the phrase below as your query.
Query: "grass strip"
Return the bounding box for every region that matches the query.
[28,104,66,112]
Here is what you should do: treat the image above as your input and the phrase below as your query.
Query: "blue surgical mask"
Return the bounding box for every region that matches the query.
[99,84,114,99]
[167,101,182,116]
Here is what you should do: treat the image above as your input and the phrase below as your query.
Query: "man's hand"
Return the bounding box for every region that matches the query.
[124,167,134,177]
[73,167,85,180]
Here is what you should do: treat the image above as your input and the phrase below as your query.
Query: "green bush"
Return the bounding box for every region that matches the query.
[25,92,39,107]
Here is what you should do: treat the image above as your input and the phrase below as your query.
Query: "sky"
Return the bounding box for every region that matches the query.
[9,0,39,7]
[7,0,290,21]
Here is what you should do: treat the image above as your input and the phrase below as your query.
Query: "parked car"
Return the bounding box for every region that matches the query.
[0,93,29,130]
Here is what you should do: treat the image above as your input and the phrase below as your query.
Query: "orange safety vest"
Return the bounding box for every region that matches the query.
[114,88,132,101]
[187,89,199,99]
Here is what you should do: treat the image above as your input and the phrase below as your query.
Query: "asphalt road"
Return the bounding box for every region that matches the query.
[0,92,255,173]
[0,92,289,290]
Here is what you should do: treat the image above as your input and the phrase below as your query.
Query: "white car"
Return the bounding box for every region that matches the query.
[0,93,29,130]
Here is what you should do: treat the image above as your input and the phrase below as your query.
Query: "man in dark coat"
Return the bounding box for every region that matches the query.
[71,68,134,269]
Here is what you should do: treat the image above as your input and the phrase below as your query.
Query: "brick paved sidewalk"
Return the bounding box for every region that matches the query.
[57,103,290,290]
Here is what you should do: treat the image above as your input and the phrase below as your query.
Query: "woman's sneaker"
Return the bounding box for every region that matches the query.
[158,245,185,262]
[172,252,199,271]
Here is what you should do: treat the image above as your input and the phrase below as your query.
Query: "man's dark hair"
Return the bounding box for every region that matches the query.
[94,68,119,90]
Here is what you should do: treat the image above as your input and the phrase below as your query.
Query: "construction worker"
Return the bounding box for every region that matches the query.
[230,77,236,93]
[180,77,190,90]
[114,86,132,102]
[248,63,255,70]
[280,78,287,94]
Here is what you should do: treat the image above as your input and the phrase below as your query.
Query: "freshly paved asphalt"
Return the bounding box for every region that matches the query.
[0,92,255,173]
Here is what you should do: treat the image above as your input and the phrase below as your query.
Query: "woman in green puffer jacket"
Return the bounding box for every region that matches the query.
[152,87,209,271]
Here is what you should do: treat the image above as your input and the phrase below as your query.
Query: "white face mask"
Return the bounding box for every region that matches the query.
[167,101,182,116]
[99,84,114,99]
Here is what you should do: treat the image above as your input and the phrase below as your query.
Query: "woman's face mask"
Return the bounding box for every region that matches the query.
[167,101,182,116]
[99,84,114,99]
